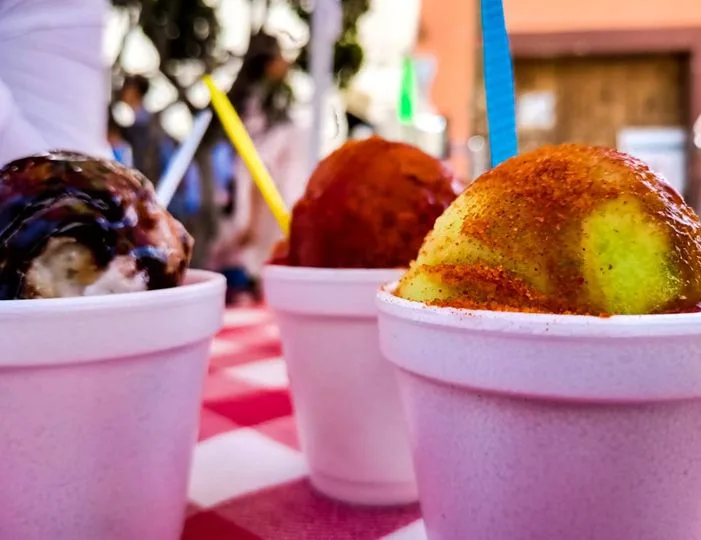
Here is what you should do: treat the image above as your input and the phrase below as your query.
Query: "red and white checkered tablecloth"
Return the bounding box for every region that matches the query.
[182,307,425,540]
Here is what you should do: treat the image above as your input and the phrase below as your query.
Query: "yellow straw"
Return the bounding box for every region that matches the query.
[203,75,291,236]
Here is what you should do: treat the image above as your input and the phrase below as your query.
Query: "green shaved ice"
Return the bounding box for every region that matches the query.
[416,194,550,293]
[396,144,701,315]
[581,196,681,314]
[395,266,461,303]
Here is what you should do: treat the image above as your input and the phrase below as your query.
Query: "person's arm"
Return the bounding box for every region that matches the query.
[0,0,111,166]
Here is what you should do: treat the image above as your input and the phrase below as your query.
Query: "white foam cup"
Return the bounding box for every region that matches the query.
[263,266,417,506]
[378,286,701,540]
[0,270,225,540]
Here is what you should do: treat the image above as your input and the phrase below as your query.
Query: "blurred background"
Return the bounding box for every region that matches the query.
[104,0,701,295]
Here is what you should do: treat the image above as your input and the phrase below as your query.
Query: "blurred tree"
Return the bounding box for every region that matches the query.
[109,0,370,266]
[111,0,370,107]
[290,0,369,88]
[110,0,225,106]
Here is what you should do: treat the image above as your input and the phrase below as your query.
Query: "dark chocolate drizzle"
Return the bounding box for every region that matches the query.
[0,151,193,299]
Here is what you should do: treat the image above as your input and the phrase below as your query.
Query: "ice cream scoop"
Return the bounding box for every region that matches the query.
[272,137,459,269]
[397,144,701,315]
[0,151,193,299]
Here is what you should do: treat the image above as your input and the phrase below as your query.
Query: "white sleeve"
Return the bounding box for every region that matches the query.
[0,0,111,167]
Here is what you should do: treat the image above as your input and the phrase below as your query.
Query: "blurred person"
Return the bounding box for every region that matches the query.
[119,75,207,259]
[120,75,163,182]
[208,31,309,302]
[107,108,133,167]
[200,115,246,303]
[0,0,111,166]
[181,116,237,272]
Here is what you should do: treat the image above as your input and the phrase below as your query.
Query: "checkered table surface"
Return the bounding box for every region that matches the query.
[182,307,426,540]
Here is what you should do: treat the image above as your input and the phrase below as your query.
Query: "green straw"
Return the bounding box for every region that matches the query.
[398,56,418,125]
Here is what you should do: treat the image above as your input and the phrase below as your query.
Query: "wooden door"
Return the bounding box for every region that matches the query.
[473,54,688,152]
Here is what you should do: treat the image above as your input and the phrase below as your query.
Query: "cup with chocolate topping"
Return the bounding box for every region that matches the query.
[263,137,459,505]
[378,145,701,540]
[0,152,225,540]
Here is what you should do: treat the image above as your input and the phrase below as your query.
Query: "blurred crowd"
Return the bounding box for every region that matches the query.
[109,32,307,304]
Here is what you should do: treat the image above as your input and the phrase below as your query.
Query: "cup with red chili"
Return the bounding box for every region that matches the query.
[263,137,459,505]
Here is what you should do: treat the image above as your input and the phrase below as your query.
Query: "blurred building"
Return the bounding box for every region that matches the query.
[413,0,701,205]
[415,0,476,179]
[453,0,701,205]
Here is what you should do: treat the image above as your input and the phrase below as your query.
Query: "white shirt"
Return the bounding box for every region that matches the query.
[0,0,111,167]
[208,95,310,276]
[233,119,309,277]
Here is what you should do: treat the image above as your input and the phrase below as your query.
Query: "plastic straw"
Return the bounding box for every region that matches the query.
[203,75,291,236]
[481,0,518,166]
[156,109,213,207]
[398,56,418,126]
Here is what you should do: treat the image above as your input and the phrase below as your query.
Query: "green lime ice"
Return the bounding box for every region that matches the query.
[580,196,681,314]
[396,144,701,315]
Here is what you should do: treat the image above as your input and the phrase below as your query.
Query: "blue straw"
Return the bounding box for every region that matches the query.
[481,0,518,167]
